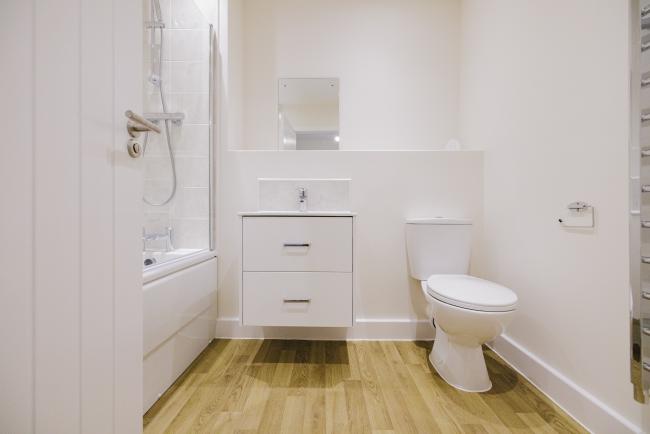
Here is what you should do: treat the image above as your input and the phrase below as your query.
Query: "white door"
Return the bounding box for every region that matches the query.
[1,0,144,433]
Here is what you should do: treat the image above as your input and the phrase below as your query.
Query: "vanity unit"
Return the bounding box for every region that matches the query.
[240,212,354,327]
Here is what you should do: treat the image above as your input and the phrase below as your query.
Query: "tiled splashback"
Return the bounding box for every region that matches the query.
[143,0,211,251]
[258,178,351,212]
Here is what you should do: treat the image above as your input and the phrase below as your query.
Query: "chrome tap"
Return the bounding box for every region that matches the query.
[298,187,308,212]
[142,226,174,251]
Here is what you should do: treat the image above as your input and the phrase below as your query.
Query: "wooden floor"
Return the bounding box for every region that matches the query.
[144,339,587,434]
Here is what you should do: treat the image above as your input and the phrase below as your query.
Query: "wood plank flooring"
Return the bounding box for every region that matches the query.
[143,340,587,434]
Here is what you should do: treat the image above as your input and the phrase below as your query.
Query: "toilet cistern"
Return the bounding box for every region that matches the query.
[298,187,308,212]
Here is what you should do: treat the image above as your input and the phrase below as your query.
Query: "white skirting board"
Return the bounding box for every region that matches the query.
[488,334,640,434]
[215,317,436,341]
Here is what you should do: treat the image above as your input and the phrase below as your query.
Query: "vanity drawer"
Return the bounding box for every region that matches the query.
[243,216,352,272]
[242,272,352,327]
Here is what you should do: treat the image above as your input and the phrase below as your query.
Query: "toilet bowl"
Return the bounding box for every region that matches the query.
[405,218,517,392]
[421,276,516,392]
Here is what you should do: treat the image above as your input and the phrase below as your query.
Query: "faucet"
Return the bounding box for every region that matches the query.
[142,226,174,251]
[298,187,308,212]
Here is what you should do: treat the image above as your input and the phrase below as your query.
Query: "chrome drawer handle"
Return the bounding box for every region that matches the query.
[643,257,650,265]
[643,327,650,336]
[644,362,650,372]
[283,299,311,303]
[643,291,650,300]
[283,243,311,247]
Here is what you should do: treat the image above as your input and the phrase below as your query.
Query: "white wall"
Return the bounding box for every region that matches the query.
[460,0,643,431]
[229,0,461,150]
[216,150,483,337]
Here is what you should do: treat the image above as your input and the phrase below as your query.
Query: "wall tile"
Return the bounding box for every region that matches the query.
[169,29,209,61]
[171,124,209,155]
[176,156,209,188]
[170,61,209,93]
[173,187,209,219]
[171,0,208,29]
[171,93,210,124]
[171,219,209,249]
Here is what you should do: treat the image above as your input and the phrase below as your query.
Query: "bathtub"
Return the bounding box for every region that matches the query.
[142,249,218,412]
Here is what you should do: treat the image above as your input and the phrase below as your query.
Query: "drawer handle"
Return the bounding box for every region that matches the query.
[283,298,311,303]
[283,243,311,247]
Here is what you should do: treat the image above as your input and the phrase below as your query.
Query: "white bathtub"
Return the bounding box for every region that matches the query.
[142,251,217,412]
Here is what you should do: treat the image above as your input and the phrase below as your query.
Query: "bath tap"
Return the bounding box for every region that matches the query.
[298,187,307,212]
[142,226,174,252]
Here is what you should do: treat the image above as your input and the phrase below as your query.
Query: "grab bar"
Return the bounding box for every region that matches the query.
[125,110,161,137]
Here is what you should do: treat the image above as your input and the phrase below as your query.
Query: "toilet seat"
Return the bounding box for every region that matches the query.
[426,274,517,312]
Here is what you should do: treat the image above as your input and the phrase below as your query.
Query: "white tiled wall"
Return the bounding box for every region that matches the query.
[143,0,211,251]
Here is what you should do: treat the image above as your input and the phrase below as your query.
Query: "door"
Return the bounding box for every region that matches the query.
[1,0,143,433]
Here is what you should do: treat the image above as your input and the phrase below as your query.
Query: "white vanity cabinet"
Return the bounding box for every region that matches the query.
[241,215,353,327]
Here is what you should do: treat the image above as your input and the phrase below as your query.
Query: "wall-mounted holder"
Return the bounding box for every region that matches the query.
[558,201,594,228]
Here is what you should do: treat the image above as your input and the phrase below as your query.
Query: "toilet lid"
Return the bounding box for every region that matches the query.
[426,275,517,312]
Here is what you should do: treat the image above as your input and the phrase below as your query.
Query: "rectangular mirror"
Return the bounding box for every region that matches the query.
[278,78,340,150]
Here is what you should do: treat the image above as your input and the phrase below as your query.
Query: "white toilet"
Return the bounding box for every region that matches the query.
[406,217,518,392]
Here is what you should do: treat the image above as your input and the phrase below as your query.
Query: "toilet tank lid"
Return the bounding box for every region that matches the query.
[406,217,472,225]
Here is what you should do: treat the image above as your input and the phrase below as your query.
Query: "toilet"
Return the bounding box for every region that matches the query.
[406,217,518,392]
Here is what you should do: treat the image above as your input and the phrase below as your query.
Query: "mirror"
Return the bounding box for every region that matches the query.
[226,0,461,150]
[278,78,340,150]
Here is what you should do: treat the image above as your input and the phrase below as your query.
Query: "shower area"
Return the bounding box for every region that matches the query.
[141,0,217,413]
[142,0,214,271]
